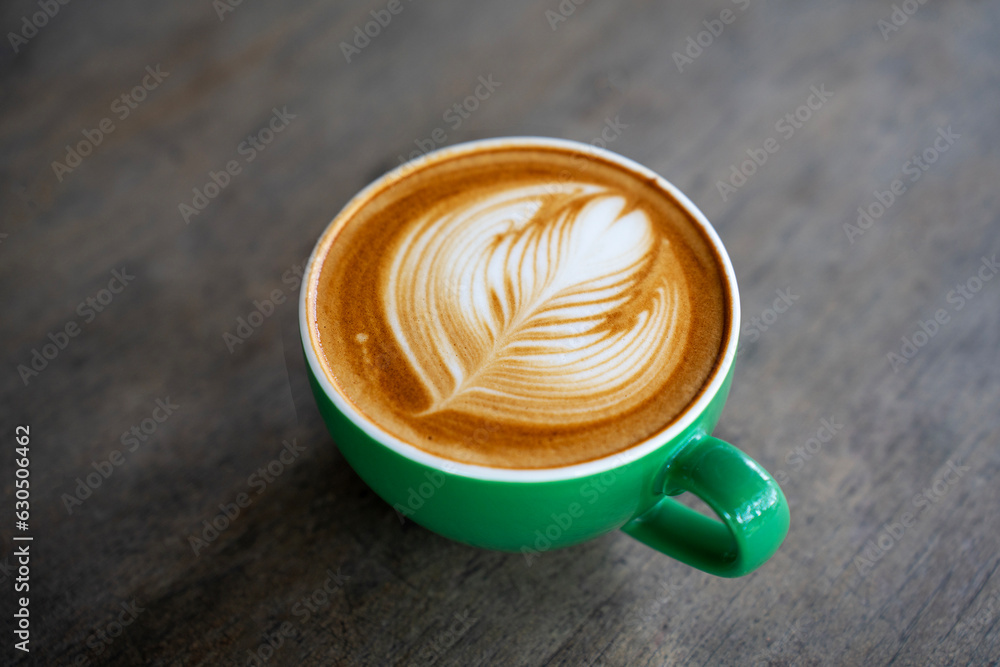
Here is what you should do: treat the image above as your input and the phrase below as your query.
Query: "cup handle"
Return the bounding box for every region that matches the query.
[621,436,789,577]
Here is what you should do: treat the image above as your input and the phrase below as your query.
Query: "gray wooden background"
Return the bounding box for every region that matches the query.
[2,0,999,665]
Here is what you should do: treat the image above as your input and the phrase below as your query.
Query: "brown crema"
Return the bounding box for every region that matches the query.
[308,143,731,469]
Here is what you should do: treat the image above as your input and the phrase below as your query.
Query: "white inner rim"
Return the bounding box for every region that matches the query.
[300,137,741,482]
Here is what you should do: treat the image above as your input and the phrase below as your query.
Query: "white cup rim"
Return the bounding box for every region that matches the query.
[300,136,741,482]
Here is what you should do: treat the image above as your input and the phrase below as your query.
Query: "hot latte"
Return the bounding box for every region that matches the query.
[307,142,731,468]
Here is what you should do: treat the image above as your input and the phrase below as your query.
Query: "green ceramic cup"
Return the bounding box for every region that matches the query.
[300,137,789,577]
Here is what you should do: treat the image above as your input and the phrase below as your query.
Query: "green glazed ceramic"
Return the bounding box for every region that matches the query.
[300,137,789,577]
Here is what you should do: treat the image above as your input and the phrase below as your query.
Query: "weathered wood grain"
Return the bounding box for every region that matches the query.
[2,0,999,665]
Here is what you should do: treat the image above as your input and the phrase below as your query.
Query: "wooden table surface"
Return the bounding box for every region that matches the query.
[3,0,999,665]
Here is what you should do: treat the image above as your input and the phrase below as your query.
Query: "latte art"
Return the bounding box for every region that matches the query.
[384,184,690,427]
[310,143,729,468]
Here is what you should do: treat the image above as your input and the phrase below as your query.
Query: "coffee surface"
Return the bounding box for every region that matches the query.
[309,144,731,468]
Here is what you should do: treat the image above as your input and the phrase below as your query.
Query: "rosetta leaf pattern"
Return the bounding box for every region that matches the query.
[384,184,689,426]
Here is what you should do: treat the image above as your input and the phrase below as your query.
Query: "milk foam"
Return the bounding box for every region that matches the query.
[311,143,729,468]
[383,183,691,426]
